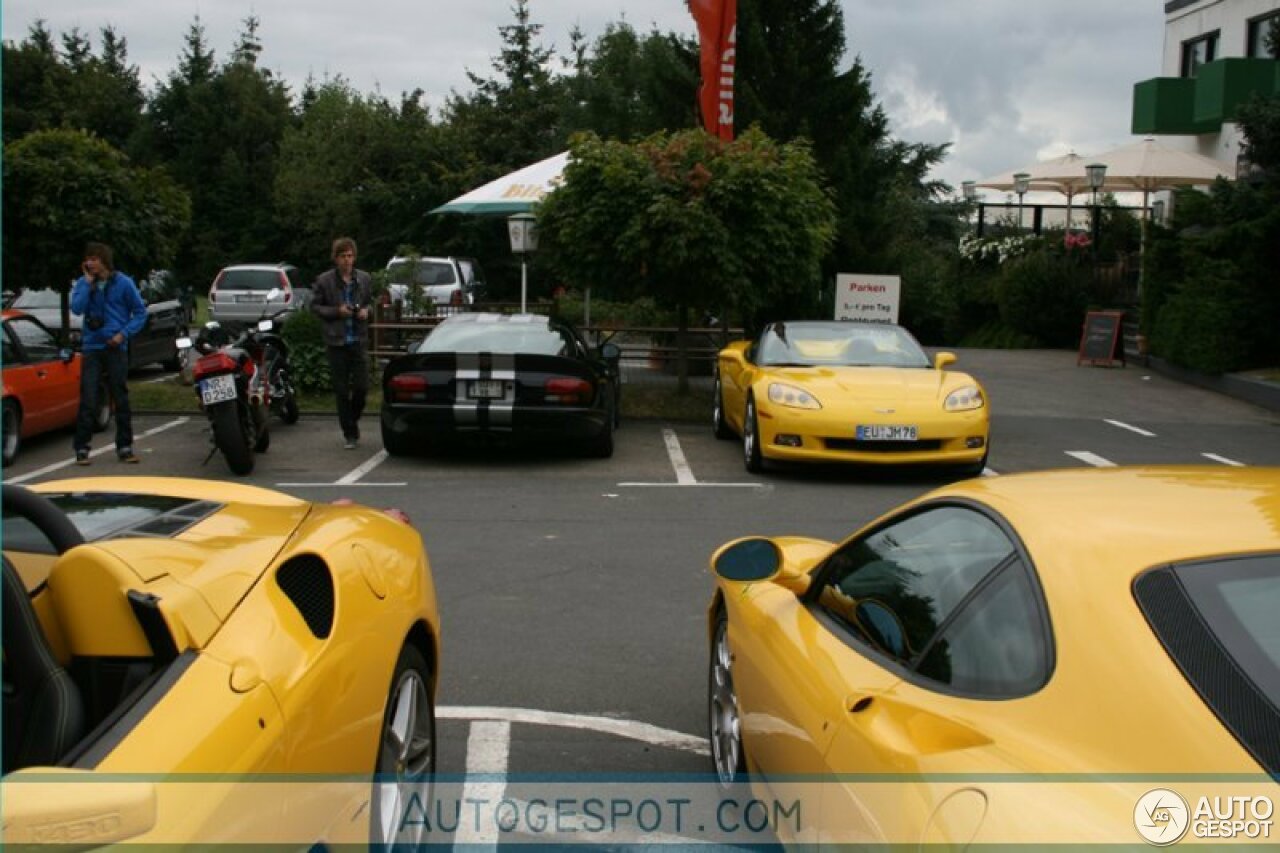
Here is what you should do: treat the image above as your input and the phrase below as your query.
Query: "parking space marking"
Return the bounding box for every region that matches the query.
[143,372,179,384]
[1065,451,1117,468]
[455,721,512,847]
[1104,419,1157,437]
[7,417,190,485]
[277,449,407,488]
[663,429,698,484]
[438,706,708,754]
[1203,453,1245,467]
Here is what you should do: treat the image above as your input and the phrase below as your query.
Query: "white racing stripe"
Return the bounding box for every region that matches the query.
[1202,453,1245,467]
[454,721,511,848]
[7,417,190,484]
[662,429,697,485]
[1104,419,1157,437]
[1065,451,1117,468]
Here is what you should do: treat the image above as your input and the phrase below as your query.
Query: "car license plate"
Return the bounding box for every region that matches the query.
[237,294,266,303]
[468,380,503,399]
[199,374,237,405]
[856,424,917,441]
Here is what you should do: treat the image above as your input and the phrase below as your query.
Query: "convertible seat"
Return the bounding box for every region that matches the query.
[2,555,86,772]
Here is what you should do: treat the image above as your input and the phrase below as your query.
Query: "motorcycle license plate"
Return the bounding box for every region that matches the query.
[199,374,237,405]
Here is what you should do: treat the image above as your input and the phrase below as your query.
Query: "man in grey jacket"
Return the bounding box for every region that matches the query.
[311,237,373,448]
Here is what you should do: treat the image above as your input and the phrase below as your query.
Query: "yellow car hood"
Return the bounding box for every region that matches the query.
[766,366,969,403]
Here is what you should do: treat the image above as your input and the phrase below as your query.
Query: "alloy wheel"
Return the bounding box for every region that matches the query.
[709,615,744,784]
[375,666,435,847]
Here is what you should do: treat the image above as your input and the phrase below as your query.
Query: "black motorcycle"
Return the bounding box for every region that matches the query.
[177,293,297,475]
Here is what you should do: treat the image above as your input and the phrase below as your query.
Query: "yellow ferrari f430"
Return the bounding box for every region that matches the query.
[2,478,441,848]
[707,467,1280,846]
[714,321,989,474]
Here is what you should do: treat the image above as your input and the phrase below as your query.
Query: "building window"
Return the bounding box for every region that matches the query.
[1181,31,1219,77]
[1247,12,1279,59]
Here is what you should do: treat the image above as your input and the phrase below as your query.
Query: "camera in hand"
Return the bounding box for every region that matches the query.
[86,315,106,331]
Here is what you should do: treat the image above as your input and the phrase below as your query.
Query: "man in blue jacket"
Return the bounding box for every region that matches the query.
[70,242,147,464]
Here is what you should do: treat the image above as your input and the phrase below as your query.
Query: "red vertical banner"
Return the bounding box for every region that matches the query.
[688,0,737,141]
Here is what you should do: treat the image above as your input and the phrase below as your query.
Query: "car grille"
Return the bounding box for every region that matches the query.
[823,438,944,452]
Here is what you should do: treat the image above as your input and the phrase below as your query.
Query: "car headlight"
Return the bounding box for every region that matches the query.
[768,382,822,410]
[945,385,985,411]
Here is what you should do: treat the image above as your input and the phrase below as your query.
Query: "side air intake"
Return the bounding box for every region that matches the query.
[276,556,335,639]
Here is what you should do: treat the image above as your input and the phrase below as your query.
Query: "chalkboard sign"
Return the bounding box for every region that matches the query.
[1077,311,1125,367]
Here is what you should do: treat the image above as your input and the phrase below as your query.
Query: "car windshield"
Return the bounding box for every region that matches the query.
[1173,554,1280,705]
[12,289,61,309]
[220,269,283,291]
[389,260,458,287]
[416,316,577,356]
[757,322,930,368]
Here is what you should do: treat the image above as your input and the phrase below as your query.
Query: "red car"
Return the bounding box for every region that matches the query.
[2,310,110,466]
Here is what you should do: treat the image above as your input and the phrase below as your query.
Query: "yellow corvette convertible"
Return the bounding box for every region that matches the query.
[1,478,440,848]
[707,467,1280,846]
[715,321,989,474]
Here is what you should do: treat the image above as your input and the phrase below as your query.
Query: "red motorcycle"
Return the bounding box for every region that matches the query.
[177,295,286,475]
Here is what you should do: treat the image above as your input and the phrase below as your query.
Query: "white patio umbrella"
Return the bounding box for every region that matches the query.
[977,152,1093,230]
[430,151,569,216]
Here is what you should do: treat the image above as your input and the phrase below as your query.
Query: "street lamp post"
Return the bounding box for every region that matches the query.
[962,181,977,231]
[507,213,538,313]
[1013,172,1030,234]
[1086,162,1107,242]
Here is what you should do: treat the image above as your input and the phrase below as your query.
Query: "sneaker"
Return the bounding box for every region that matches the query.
[118,448,140,464]
[75,449,91,466]
[343,437,358,450]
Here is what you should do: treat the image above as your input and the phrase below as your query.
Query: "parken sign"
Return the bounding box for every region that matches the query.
[835,274,900,324]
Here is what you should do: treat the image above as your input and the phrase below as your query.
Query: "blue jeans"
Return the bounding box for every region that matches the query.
[74,347,132,452]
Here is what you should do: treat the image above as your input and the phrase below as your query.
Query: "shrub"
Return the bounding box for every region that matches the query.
[1150,259,1255,374]
[995,249,1090,347]
[279,309,331,392]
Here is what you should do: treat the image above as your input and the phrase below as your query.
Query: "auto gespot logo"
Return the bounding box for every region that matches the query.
[1135,789,1274,845]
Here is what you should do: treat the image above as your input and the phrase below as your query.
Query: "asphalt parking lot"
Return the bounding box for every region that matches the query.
[5,348,1279,845]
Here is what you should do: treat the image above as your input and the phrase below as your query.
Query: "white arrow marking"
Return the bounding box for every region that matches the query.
[663,429,697,484]
[437,706,708,755]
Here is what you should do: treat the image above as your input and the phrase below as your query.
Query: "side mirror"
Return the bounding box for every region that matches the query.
[711,537,781,582]
[599,342,621,361]
[176,337,193,351]
[1,767,157,845]
[934,351,957,371]
[59,348,75,364]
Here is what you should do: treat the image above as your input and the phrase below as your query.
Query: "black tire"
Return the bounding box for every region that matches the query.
[209,402,255,475]
[586,408,615,458]
[709,608,746,785]
[381,421,416,457]
[280,393,300,425]
[712,374,734,440]
[92,382,112,433]
[162,340,182,372]
[955,445,990,479]
[743,395,764,473]
[2,400,21,467]
[254,424,271,453]
[370,643,436,850]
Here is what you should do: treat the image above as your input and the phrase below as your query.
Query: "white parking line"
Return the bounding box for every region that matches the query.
[1065,451,1117,468]
[278,449,407,488]
[1203,453,1245,467]
[663,429,698,485]
[1104,419,1157,437]
[438,706,708,754]
[454,721,511,848]
[7,417,190,484]
[337,449,390,484]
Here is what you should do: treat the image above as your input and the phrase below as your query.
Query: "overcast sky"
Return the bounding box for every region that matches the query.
[2,1,1163,196]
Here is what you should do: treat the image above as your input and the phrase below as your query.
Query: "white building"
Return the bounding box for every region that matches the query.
[1133,0,1279,169]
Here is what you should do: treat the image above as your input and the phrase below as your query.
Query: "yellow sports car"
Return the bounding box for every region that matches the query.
[707,467,1280,846]
[714,321,989,474]
[1,478,440,848]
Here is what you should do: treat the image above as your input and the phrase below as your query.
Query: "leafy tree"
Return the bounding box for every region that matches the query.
[537,127,836,390]
[2,22,68,144]
[445,0,562,170]
[2,129,191,337]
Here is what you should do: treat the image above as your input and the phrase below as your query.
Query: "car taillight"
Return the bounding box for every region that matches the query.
[209,273,222,303]
[450,289,463,306]
[279,273,293,303]
[544,377,592,404]
[193,351,237,379]
[389,373,429,403]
